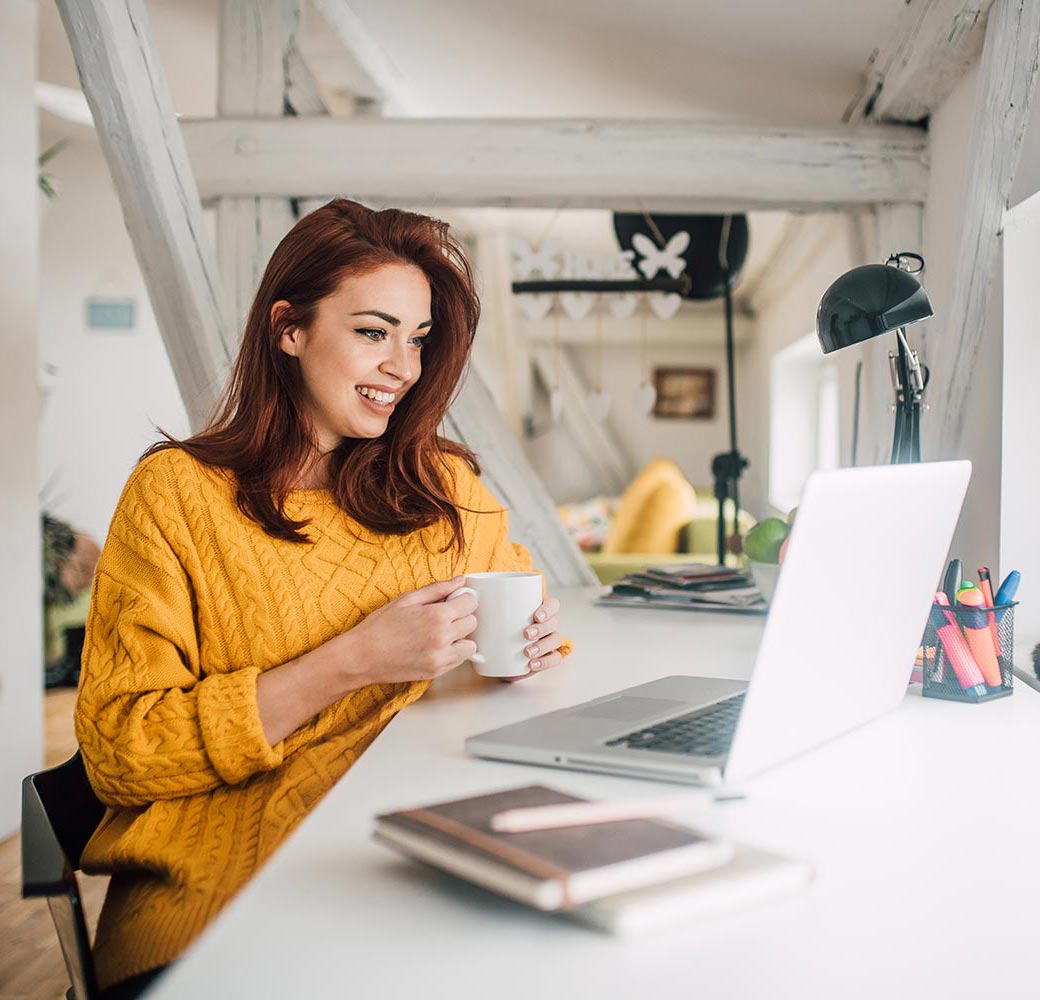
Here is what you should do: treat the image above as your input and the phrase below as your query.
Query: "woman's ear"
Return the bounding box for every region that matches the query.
[272,300,300,357]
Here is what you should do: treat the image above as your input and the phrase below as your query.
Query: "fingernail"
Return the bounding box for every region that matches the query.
[526,644,539,657]
[536,612,546,622]
[525,626,537,639]
[530,660,541,671]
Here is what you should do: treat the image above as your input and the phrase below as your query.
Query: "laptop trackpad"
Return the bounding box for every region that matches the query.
[571,696,689,723]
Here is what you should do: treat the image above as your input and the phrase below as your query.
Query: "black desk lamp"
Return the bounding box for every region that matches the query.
[816,253,933,464]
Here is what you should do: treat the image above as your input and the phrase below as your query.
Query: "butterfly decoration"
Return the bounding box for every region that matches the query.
[632,231,690,280]
[510,237,563,280]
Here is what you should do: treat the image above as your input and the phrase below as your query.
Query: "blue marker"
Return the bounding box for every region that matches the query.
[994,570,1020,623]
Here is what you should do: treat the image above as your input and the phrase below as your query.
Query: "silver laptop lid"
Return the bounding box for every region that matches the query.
[724,460,971,781]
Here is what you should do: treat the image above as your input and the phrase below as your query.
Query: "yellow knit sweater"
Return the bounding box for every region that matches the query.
[76,447,571,988]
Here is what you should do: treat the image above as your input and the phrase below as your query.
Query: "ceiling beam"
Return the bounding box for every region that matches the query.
[847,0,994,124]
[932,0,1040,456]
[305,0,415,114]
[180,117,929,211]
[55,0,231,430]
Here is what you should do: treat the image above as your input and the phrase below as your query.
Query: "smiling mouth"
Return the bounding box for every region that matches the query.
[355,386,397,408]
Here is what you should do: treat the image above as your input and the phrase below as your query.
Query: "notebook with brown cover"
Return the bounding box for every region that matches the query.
[374,784,732,910]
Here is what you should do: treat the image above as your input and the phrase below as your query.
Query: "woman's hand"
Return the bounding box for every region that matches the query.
[335,576,478,686]
[502,595,564,683]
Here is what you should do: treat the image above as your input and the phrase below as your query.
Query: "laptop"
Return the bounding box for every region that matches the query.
[466,461,972,785]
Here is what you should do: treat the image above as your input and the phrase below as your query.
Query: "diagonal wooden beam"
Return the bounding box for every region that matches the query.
[307,0,416,114]
[443,371,598,588]
[847,0,994,124]
[55,0,231,430]
[180,116,930,211]
[933,0,1040,456]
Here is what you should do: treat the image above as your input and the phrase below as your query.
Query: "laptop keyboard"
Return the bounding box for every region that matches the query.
[603,693,746,758]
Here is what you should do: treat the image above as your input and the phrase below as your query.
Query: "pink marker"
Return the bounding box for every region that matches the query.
[932,593,987,698]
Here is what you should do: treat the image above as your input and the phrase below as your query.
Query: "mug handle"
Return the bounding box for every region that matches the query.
[445,586,484,665]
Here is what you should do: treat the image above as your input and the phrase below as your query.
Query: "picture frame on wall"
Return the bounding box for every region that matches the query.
[652,367,716,420]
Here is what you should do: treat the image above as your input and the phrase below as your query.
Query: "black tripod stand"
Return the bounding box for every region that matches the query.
[710,261,748,566]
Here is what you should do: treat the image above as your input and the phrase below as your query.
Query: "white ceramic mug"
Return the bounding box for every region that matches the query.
[447,571,543,678]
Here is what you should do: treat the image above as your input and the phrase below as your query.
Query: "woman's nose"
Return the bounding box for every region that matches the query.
[380,339,413,384]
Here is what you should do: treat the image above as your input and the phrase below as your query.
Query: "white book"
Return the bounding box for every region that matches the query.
[570,844,813,935]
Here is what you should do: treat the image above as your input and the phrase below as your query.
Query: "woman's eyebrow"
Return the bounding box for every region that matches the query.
[350,310,433,329]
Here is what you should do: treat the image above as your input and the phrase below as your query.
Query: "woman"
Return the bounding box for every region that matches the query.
[76,199,571,997]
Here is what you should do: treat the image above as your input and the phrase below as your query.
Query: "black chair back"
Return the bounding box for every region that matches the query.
[22,751,105,1000]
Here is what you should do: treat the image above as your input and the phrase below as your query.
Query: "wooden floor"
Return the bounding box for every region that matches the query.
[0,689,110,1000]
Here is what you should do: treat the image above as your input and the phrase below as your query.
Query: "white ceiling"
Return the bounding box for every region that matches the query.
[37,0,901,300]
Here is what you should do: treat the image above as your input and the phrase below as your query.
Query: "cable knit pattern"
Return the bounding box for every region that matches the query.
[75,447,572,989]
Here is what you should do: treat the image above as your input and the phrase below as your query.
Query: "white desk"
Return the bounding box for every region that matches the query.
[150,588,1040,1000]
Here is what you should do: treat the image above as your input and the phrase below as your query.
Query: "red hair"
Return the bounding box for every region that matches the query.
[146,199,481,549]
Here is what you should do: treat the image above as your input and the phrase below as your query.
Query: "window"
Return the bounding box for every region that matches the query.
[768,332,840,512]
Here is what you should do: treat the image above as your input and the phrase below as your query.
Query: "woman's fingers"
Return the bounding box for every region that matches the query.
[523,615,560,642]
[524,630,563,660]
[531,595,560,625]
[528,649,563,672]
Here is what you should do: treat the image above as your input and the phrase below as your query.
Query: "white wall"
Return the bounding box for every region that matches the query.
[520,312,732,503]
[739,214,863,520]
[38,136,191,544]
[0,0,43,837]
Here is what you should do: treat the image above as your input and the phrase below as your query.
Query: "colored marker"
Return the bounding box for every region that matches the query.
[977,568,1002,658]
[956,587,1002,687]
[994,570,1021,619]
[932,594,987,698]
[943,559,963,604]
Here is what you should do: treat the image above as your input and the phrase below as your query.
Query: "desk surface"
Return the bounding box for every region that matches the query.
[150,588,1040,1000]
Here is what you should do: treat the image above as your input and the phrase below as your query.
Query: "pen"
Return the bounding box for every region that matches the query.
[488,789,743,833]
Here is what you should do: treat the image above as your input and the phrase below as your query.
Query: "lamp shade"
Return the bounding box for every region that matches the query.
[816,263,933,354]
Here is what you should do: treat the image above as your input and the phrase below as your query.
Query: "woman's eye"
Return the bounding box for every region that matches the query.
[410,336,429,349]
[357,328,386,341]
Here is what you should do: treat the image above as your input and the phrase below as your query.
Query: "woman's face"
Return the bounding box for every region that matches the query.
[278,262,432,450]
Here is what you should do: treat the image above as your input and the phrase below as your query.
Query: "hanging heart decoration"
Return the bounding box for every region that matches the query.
[517,294,555,321]
[607,293,638,320]
[586,390,611,423]
[633,382,657,415]
[560,292,596,321]
[648,292,681,320]
[549,388,565,424]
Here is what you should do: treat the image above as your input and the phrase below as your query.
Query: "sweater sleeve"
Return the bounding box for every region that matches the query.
[76,459,284,808]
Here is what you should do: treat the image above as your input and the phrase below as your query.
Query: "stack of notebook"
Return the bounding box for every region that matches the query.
[374,785,811,934]
[595,563,767,614]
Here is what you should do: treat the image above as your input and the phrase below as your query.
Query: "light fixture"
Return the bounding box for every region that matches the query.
[816,253,933,464]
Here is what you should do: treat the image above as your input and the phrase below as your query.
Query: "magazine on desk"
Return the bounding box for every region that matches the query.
[596,562,768,614]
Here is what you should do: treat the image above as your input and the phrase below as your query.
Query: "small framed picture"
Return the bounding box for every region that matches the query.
[652,367,716,420]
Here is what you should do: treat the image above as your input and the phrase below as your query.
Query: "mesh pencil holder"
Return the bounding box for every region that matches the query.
[921,602,1017,703]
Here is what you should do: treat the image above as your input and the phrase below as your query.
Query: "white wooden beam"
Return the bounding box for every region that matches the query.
[933,0,1040,456]
[308,0,415,114]
[522,314,755,348]
[443,371,598,589]
[217,1,304,336]
[181,117,929,211]
[530,344,633,496]
[55,0,231,429]
[848,0,993,124]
